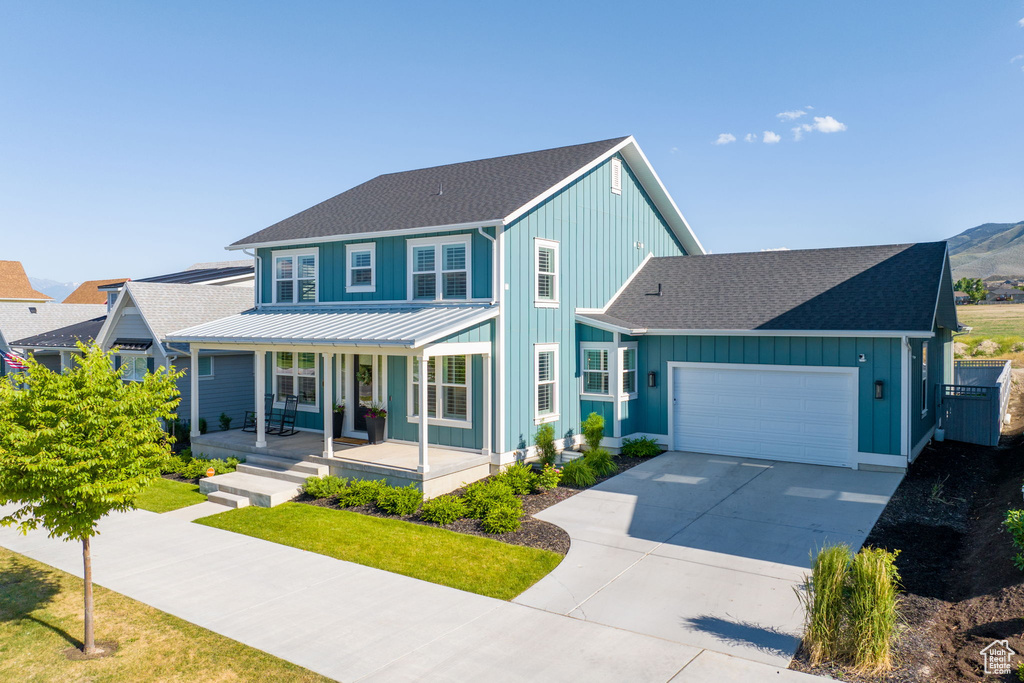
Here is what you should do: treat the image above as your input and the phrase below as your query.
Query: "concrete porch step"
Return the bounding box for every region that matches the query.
[244,452,326,476]
[199,472,302,508]
[206,491,250,509]
[236,463,317,486]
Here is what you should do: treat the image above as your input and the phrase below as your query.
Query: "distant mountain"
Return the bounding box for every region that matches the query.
[29,277,79,302]
[947,221,1024,280]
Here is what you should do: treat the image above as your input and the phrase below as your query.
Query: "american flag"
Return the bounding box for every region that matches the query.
[2,350,28,370]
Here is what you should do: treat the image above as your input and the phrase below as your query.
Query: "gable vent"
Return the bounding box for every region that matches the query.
[610,158,622,195]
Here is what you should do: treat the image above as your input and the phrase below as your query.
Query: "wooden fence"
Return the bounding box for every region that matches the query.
[939,360,1012,446]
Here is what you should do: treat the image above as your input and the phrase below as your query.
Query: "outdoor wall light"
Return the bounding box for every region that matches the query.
[874,380,884,400]
[858,353,867,363]
[648,371,657,388]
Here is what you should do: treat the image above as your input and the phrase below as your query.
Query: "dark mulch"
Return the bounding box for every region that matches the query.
[161,473,200,485]
[791,378,1024,682]
[296,450,664,556]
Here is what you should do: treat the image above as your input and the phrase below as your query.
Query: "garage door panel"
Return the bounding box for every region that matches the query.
[672,364,855,467]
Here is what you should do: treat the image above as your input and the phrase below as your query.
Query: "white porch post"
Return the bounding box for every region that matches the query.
[418,353,430,473]
[323,353,334,458]
[255,351,267,448]
[59,350,70,373]
[482,352,492,457]
[189,346,200,438]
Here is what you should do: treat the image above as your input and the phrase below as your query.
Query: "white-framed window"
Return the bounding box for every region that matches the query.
[582,346,611,396]
[535,238,559,307]
[610,158,622,195]
[272,248,318,304]
[921,344,928,415]
[407,236,470,301]
[535,343,559,424]
[120,355,148,382]
[409,355,471,427]
[346,243,376,293]
[198,355,214,379]
[275,351,318,410]
[620,345,637,396]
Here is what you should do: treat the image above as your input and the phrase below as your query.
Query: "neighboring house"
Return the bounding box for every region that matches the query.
[0,302,106,373]
[953,290,970,305]
[96,281,256,429]
[986,287,1017,303]
[96,260,254,309]
[62,278,129,304]
[0,260,52,303]
[167,135,956,498]
[10,314,107,372]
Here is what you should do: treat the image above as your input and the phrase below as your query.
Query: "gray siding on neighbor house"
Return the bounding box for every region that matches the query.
[106,312,151,342]
[175,353,255,431]
[33,353,62,373]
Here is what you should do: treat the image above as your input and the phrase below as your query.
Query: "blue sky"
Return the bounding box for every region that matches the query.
[2,2,1022,282]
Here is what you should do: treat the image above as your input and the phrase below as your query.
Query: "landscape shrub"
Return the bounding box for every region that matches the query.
[620,436,662,458]
[560,458,596,487]
[581,412,605,452]
[337,479,387,507]
[302,475,348,499]
[218,412,232,431]
[798,543,902,673]
[419,494,467,525]
[1004,509,1024,570]
[584,448,617,477]
[376,484,423,516]
[481,499,523,534]
[198,417,208,434]
[497,462,536,495]
[163,451,239,479]
[532,463,561,492]
[534,423,557,465]
[463,479,516,520]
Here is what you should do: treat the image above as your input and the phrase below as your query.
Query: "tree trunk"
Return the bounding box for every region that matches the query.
[82,537,97,654]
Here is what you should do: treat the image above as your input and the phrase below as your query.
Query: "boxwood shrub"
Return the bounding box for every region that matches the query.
[337,479,387,507]
[303,475,348,499]
[497,462,536,495]
[463,479,516,520]
[482,499,523,534]
[419,494,468,526]
[376,483,424,516]
[620,436,662,458]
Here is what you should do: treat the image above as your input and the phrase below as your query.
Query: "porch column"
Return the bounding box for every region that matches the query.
[189,346,200,438]
[323,353,334,458]
[418,353,430,473]
[255,351,267,448]
[59,350,70,373]
[482,352,492,457]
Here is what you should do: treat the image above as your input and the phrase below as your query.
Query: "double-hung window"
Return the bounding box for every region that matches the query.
[921,344,928,415]
[620,346,637,396]
[121,356,148,382]
[535,238,559,307]
[273,249,318,303]
[582,348,610,395]
[346,243,375,293]
[408,237,470,301]
[275,351,317,409]
[535,344,558,423]
[410,355,470,426]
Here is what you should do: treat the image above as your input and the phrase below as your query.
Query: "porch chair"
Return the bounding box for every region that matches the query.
[241,393,276,433]
[268,394,299,436]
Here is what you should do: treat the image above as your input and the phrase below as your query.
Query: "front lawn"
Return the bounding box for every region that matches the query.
[195,503,562,600]
[134,477,207,513]
[0,547,328,682]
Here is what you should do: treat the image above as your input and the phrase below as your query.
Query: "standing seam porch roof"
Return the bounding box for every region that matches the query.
[165,305,498,348]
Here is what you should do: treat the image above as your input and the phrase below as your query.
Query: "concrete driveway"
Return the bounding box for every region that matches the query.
[515,451,903,667]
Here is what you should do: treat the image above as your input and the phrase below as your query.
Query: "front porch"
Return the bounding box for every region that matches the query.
[191,429,490,498]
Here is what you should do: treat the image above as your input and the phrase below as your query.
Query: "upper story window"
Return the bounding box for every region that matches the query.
[346,243,376,293]
[611,158,622,195]
[408,236,470,301]
[535,238,559,307]
[121,355,148,382]
[273,249,318,304]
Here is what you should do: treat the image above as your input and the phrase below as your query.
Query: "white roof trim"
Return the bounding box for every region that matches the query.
[95,285,163,354]
[574,313,935,338]
[226,221,502,251]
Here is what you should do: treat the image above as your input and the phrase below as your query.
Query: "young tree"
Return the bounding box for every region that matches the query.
[0,343,180,655]
[954,277,986,304]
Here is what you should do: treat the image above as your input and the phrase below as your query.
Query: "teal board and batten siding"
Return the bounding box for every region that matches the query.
[257,228,495,304]
[501,155,687,452]
[909,323,952,446]
[636,335,904,456]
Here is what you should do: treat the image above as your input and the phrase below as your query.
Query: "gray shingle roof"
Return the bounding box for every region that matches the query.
[0,303,107,350]
[12,316,106,348]
[230,137,629,247]
[122,282,255,342]
[580,242,952,333]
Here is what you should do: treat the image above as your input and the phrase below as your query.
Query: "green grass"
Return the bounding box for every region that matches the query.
[195,503,562,600]
[0,547,329,682]
[958,305,1024,337]
[134,477,207,513]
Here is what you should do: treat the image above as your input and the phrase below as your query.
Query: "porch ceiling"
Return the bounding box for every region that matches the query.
[165,304,496,349]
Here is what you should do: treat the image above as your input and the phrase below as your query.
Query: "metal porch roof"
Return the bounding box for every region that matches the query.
[165,304,497,349]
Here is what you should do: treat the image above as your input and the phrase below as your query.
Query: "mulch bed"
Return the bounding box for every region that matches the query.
[295,451,663,556]
[791,377,1024,682]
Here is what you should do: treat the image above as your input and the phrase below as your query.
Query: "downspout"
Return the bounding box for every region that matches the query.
[243,248,261,309]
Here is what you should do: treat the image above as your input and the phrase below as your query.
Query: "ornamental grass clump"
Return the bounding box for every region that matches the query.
[584,448,617,477]
[560,458,596,487]
[801,544,853,666]
[419,494,467,526]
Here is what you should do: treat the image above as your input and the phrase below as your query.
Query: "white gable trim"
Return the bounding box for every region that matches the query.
[95,285,163,357]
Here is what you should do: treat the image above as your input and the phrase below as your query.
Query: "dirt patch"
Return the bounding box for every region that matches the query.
[791,394,1024,681]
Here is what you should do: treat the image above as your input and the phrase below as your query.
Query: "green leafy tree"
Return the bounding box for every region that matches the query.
[954,277,986,304]
[0,343,180,655]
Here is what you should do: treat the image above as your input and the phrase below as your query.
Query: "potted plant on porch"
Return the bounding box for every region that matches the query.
[332,402,345,439]
[365,402,387,444]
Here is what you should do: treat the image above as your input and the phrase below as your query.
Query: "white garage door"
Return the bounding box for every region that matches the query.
[671,363,856,467]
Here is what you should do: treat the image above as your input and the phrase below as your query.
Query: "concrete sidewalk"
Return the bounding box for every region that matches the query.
[0,504,820,682]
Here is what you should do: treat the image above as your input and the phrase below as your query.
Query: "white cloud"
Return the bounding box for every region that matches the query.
[670,146,679,154]
[1019,17,1024,27]
[763,131,781,144]
[792,125,807,141]
[744,133,757,143]
[713,133,737,145]
[811,115,847,133]
[777,110,807,121]
[761,247,790,251]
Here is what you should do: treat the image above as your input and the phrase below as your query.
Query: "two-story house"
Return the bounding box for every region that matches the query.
[169,136,956,504]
